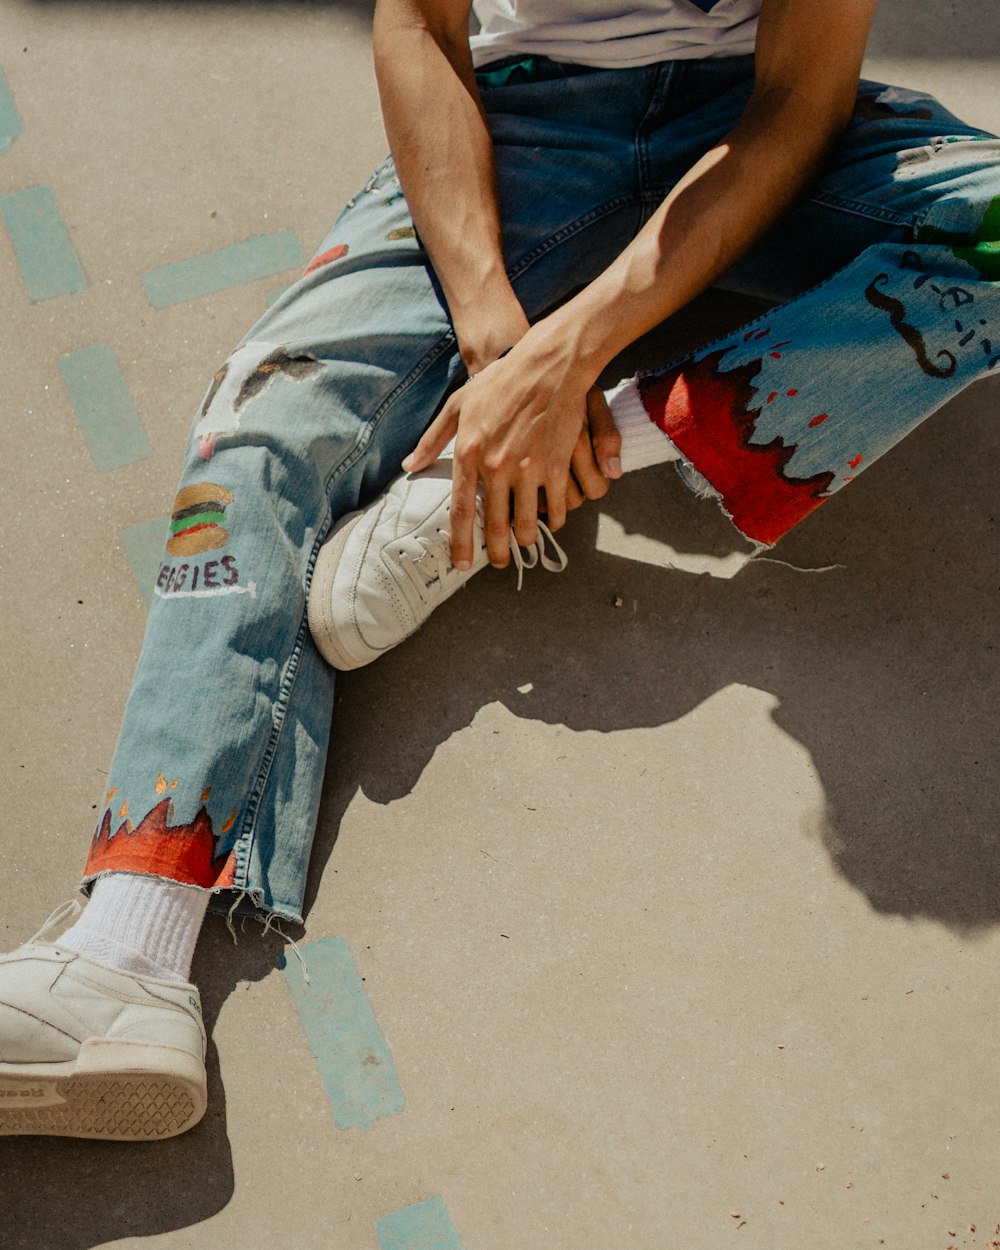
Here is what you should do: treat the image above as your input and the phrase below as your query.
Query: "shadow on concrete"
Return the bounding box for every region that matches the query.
[307,291,1000,935]
[0,922,287,1250]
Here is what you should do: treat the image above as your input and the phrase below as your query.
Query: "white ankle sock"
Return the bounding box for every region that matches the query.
[60,873,210,983]
[606,378,682,474]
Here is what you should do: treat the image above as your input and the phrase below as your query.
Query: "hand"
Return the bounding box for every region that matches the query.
[403,328,620,569]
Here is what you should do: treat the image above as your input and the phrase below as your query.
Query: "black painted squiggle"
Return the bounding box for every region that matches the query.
[864,274,957,378]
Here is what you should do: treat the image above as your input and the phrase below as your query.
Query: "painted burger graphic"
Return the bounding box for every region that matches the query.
[167,482,234,557]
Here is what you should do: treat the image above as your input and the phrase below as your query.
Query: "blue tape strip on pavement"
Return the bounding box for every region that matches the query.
[121,515,168,606]
[282,937,405,1132]
[141,230,306,308]
[0,67,22,150]
[59,343,152,473]
[0,186,88,301]
[376,1197,468,1250]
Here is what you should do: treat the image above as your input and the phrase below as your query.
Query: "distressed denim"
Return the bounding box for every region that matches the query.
[81,55,1000,922]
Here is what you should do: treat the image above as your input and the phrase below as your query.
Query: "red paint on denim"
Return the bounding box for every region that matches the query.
[85,799,237,889]
[304,244,349,277]
[637,351,834,546]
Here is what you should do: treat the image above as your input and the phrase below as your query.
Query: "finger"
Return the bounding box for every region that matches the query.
[402,402,460,472]
[565,475,586,511]
[569,424,609,502]
[542,470,567,534]
[484,475,513,567]
[512,479,539,549]
[587,388,622,479]
[448,449,481,570]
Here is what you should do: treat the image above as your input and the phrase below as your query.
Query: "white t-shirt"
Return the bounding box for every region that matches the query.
[470,0,761,69]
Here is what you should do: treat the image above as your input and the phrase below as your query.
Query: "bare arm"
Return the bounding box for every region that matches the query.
[404,0,879,568]
[535,0,880,375]
[373,0,528,373]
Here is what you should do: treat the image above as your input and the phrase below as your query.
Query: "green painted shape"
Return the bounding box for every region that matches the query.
[141,230,306,308]
[58,343,152,472]
[951,240,1000,281]
[376,1198,466,1250]
[170,511,225,535]
[121,515,169,606]
[0,67,22,151]
[918,194,1000,280]
[0,186,88,301]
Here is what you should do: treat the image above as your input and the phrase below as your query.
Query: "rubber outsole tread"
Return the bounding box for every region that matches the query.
[0,1076,202,1140]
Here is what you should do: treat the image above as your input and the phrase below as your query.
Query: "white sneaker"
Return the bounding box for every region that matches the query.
[308,449,567,670]
[0,902,207,1141]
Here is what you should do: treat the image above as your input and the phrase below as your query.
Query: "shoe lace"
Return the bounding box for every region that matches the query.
[400,505,568,600]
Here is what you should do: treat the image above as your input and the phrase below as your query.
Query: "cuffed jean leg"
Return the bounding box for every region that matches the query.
[79,61,694,923]
[631,81,1000,546]
[82,161,468,922]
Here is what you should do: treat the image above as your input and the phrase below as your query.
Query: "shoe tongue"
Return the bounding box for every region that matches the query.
[29,900,83,945]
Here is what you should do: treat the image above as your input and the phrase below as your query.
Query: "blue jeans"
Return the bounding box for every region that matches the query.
[81,55,1000,922]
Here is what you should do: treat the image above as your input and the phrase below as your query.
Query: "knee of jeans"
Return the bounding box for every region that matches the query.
[190,341,324,463]
[914,143,1000,240]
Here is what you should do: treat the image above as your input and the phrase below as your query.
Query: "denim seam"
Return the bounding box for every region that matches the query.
[807,190,916,229]
[322,332,458,500]
[635,61,678,200]
[507,195,639,282]
[228,328,459,896]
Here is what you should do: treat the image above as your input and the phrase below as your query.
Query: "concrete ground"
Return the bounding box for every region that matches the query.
[1,3,999,1247]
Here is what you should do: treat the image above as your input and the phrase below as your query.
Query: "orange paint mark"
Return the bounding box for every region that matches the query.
[848,454,863,469]
[201,786,213,803]
[105,786,118,805]
[221,810,238,834]
[258,363,282,374]
[842,475,855,482]
[808,413,829,428]
[84,799,237,890]
[303,243,349,277]
[155,772,167,795]
[766,391,778,403]
[118,802,129,819]
[769,352,782,359]
[170,779,178,790]
[786,389,798,397]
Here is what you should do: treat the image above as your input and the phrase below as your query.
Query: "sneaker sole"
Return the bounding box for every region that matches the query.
[0,1038,207,1141]
[308,509,375,671]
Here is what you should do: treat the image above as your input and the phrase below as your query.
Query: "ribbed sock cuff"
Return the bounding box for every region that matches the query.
[60,873,210,983]
[606,378,681,474]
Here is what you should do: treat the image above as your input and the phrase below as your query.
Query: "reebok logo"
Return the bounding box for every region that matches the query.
[0,1083,65,1107]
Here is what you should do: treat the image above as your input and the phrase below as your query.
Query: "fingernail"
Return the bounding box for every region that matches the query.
[608,456,622,478]
[454,558,471,572]
[401,455,414,471]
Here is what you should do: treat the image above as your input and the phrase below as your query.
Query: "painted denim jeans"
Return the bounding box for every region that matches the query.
[82,55,1000,922]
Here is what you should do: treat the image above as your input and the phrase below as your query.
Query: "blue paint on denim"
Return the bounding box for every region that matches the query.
[121,515,169,606]
[59,343,152,473]
[141,231,306,308]
[282,937,404,1131]
[0,68,22,151]
[0,187,88,301]
[376,1197,467,1250]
